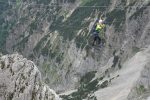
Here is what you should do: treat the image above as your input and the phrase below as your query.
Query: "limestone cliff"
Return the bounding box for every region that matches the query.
[0,54,61,100]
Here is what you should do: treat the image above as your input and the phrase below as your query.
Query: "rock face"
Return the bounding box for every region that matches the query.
[60,46,150,100]
[128,62,150,99]
[0,0,150,99]
[0,54,61,100]
[94,46,150,100]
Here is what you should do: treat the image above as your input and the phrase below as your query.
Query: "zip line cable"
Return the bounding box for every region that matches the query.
[0,1,148,25]
[0,0,147,49]
[0,0,149,19]
[0,1,150,8]
[0,4,122,10]
[0,26,127,32]
[0,7,127,33]
[0,8,128,36]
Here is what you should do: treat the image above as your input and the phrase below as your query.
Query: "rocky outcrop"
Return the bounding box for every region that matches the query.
[0,54,61,100]
[0,0,150,97]
[128,63,150,100]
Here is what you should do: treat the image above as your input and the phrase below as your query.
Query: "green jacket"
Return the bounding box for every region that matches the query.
[96,23,105,32]
[95,23,105,39]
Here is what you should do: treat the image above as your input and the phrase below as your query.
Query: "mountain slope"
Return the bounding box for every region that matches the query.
[95,46,150,100]
[0,0,150,99]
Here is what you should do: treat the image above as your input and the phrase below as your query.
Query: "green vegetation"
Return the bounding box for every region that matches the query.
[68,0,76,3]
[82,0,110,7]
[50,7,92,40]
[105,0,127,32]
[56,53,64,64]
[121,0,127,6]
[80,71,97,84]
[128,1,136,6]
[0,30,8,52]
[49,0,111,48]
[33,34,49,53]
[16,0,21,7]
[0,61,5,69]
[37,0,52,5]
[0,19,16,53]
[106,9,126,32]
[100,80,108,88]
[136,85,146,95]
[33,33,64,64]
[132,46,140,54]
[29,20,38,34]
[80,0,93,6]
[111,56,119,68]
[7,93,14,100]
[118,61,122,69]
[42,62,61,85]
[19,16,28,24]
[0,1,15,53]
[0,0,10,14]
[41,41,51,56]
[60,71,108,100]
[60,71,98,100]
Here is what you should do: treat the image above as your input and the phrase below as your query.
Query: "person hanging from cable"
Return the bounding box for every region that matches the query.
[91,17,106,47]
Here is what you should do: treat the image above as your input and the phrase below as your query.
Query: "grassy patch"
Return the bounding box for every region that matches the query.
[132,46,140,53]
[29,20,38,34]
[0,30,9,52]
[33,34,49,53]
[41,40,52,56]
[106,9,126,32]
[42,62,61,84]
[0,19,16,53]
[136,85,146,95]
[60,71,108,100]
[80,71,97,84]
[16,0,21,7]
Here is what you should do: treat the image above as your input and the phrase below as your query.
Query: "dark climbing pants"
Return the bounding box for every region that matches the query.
[92,35,101,46]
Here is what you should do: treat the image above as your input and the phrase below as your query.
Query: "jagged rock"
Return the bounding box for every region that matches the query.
[0,54,61,100]
[127,63,150,100]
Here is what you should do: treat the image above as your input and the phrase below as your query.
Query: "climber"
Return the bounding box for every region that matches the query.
[92,18,106,47]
